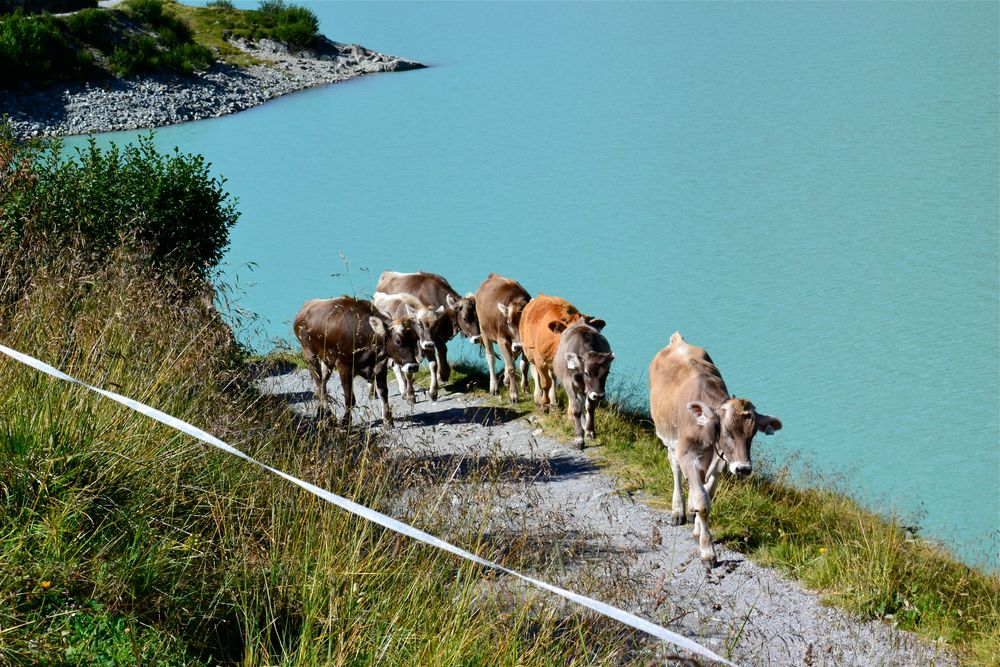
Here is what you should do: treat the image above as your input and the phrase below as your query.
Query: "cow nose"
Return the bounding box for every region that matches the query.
[401,363,419,374]
[512,342,523,352]
[588,392,604,401]
[469,336,481,345]
[732,463,752,478]
[420,341,435,350]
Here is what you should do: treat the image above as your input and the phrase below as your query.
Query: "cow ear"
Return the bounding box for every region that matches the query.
[588,318,607,331]
[756,413,782,435]
[435,305,446,315]
[687,401,716,427]
[369,317,386,337]
[564,352,581,370]
[404,304,416,318]
[548,321,568,334]
[446,294,458,308]
[497,302,508,316]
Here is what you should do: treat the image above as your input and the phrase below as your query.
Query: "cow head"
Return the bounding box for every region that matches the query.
[687,398,782,478]
[564,350,616,403]
[497,298,528,351]
[446,292,481,344]
[404,302,447,353]
[369,316,420,374]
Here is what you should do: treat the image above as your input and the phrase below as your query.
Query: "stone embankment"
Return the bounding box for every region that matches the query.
[1,36,424,139]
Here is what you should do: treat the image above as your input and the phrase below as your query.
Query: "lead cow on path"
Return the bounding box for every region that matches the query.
[519,294,592,412]
[371,291,446,402]
[375,271,481,388]
[294,296,420,429]
[475,273,530,403]
[649,332,782,569]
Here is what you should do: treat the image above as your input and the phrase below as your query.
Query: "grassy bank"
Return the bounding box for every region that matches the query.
[0,0,320,87]
[0,130,651,664]
[445,366,999,665]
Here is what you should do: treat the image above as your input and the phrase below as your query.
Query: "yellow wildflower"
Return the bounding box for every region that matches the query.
[40,580,52,590]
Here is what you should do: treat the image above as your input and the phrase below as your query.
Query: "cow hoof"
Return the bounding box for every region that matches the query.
[510,395,518,405]
[574,437,585,450]
[668,512,686,526]
[383,418,394,429]
[406,392,416,405]
[585,430,596,440]
[429,390,438,402]
[701,555,718,571]
[687,511,697,524]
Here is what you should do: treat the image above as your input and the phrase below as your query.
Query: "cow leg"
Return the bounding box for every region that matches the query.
[659,436,687,526]
[547,368,559,407]
[427,359,439,402]
[499,341,518,404]
[390,361,408,397]
[518,355,529,395]
[374,368,394,429]
[530,363,543,407]
[483,337,499,395]
[683,461,717,569]
[436,341,451,383]
[566,386,585,448]
[584,395,599,441]
[305,353,327,418]
[404,371,416,404]
[704,455,726,498]
[337,365,355,429]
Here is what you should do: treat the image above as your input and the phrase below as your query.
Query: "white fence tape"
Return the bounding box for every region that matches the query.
[0,343,736,666]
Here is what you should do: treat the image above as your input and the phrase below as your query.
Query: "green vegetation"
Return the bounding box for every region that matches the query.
[0,124,646,664]
[0,0,322,88]
[460,378,999,665]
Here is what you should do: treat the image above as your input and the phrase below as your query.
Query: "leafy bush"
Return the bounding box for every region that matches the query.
[206,0,235,8]
[61,7,112,46]
[0,9,79,87]
[162,41,213,74]
[254,0,318,49]
[108,34,159,76]
[125,0,165,25]
[0,124,239,279]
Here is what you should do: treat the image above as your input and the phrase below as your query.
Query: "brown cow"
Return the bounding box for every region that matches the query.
[372,291,446,402]
[519,294,588,411]
[552,319,615,449]
[475,273,530,403]
[375,271,481,385]
[293,296,420,429]
[649,331,782,568]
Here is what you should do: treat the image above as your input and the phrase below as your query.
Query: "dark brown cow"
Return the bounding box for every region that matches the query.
[649,332,782,568]
[552,319,614,448]
[519,294,587,411]
[293,296,420,429]
[375,271,481,385]
[475,273,531,403]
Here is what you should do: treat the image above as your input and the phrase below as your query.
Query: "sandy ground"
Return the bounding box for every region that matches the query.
[259,368,956,667]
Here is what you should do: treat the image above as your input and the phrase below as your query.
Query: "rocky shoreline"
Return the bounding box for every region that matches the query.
[0,36,425,139]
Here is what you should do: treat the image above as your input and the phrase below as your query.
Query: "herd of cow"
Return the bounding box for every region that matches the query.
[293,270,782,568]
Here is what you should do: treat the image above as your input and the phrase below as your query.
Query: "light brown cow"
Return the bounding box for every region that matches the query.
[519,294,587,411]
[649,332,782,569]
[375,271,481,385]
[293,296,420,429]
[475,273,530,403]
[372,291,446,402]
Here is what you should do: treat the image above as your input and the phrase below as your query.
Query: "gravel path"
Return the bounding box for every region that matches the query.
[260,368,956,667]
[1,36,424,139]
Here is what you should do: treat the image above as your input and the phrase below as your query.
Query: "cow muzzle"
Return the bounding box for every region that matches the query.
[401,363,419,374]
[730,463,752,478]
[512,342,523,352]
[587,392,604,402]
[420,341,435,351]
[469,335,481,345]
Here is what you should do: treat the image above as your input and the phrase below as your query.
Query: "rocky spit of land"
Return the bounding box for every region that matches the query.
[260,369,957,667]
[0,36,425,139]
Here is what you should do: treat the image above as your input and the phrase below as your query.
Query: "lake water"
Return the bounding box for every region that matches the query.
[77,1,998,568]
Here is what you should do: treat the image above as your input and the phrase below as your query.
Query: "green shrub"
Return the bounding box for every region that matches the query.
[125,0,165,25]
[162,41,213,73]
[61,7,111,46]
[108,34,159,76]
[254,0,318,49]
[205,0,234,8]
[0,125,239,279]
[0,9,78,87]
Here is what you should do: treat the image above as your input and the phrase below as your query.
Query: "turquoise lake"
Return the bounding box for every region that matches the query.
[79,1,998,568]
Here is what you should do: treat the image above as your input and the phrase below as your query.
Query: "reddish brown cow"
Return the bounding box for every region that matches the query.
[649,332,781,568]
[375,271,481,384]
[519,294,587,411]
[294,296,420,429]
[475,273,530,403]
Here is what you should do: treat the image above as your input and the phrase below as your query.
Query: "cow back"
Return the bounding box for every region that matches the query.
[294,296,382,370]
[648,332,730,442]
[520,295,583,367]
[376,271,460,340]
[475,273,531,343]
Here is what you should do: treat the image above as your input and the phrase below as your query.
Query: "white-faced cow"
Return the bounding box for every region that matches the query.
[293,296,420,429]
[552,319,615,449]
[649,332,782,569]
[475,273,531,403]
[375,271,481,387]
[372,291,447,402]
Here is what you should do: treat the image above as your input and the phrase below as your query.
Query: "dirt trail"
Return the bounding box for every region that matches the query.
[260,369,954,667]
